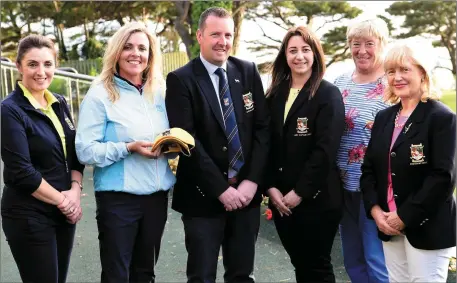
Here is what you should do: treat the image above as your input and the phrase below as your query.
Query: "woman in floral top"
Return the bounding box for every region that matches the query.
[334,18,391,283]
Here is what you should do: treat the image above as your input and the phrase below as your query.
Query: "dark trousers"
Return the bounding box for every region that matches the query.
[95,191,168,283]
[273,205,342,283]
[182,206,260,283]
[2,216,76,283]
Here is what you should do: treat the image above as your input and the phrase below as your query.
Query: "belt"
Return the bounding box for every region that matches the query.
[228,176,238,185]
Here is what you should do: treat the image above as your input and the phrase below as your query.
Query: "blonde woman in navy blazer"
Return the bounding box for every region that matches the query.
[361,43,456,282]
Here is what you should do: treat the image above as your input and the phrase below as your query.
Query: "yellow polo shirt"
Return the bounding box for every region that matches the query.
[19,82,67,157]
[284,88,301,123]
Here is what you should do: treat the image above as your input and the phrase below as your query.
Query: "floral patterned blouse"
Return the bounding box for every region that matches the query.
[334,72,389,192]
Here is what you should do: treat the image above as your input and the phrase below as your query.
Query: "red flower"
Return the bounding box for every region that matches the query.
[345,108,359,133]
[364,121,374,130]
[264,208,273,220]
[348,144,367,164]
[342,89,350,103]
[365,83,385,99]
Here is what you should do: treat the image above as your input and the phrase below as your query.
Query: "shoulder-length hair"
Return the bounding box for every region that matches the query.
[97,21,163,102]
[384,43,439,104]
[266,26,326,99]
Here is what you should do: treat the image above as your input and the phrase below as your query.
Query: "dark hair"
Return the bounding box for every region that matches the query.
[16,34,57,65]
[198,7,232,30]
[266,26,326,99]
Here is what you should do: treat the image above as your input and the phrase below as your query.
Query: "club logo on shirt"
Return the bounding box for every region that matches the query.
[410,143,426,164]
[296,117,309,134]
[64,116,75,130]
[242,92,254,113]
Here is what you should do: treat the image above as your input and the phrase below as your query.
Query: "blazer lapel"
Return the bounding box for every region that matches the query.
[391,102,427,151]
[227,61,243,124]
[382,105,397,151]
[194,58,225,132]
[271,81,288,136]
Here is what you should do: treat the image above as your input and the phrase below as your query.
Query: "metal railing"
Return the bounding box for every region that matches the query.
[1,61,95,124]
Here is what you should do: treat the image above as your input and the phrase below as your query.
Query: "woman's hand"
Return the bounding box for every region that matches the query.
[282,190,302,209]
[371,205,402,236]
[127,141,162,159]
[385,211,405,231]
[57,186,83,224]
[267,188,291,217]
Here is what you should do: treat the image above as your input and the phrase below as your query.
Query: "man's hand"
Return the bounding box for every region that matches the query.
[283,190,302,209]
[218,187,246,211]
[237,180,258,207]
[371,205,402,236]
[385,211,405,231]
[268,187,291,217]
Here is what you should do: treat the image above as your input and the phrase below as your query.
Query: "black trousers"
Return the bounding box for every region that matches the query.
[95,191,168,283]
[2,216,76,283]
[182,205,260,283]
[273,205,342,283]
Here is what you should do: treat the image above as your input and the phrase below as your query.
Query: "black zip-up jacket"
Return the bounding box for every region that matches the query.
[1,83,84,221]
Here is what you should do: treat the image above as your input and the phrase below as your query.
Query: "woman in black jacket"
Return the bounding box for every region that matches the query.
[1,34,84,283]
[265,26,345,283]
[360,42,456,282]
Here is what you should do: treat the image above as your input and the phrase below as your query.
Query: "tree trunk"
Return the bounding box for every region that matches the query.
[232,2,245,56]
[83,19,89,41]
[174,2,193,60]
[58,24,68,61]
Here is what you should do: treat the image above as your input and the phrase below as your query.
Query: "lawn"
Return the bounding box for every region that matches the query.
[441,89,456,112]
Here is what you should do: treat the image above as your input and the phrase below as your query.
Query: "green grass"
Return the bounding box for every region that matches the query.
[440,89,456,112]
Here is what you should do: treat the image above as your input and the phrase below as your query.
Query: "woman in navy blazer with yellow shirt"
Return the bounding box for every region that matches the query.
[361,43,456,282]
[265,26,345,283]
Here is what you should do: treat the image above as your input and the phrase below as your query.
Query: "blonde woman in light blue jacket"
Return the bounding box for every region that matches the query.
[75,22,175,283]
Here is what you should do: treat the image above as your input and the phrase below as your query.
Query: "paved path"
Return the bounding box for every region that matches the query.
[1,168,455,282]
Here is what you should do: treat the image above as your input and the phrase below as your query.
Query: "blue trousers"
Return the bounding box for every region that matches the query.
[339,191,389,283]
[95,190,168,283]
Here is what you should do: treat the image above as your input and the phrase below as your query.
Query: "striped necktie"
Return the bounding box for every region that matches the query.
[214,67,244,175]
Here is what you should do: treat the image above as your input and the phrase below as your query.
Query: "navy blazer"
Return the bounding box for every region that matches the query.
[266,78,345,211]
[165,57,270,216]
[1,83,84,220]
[361,100,456,250]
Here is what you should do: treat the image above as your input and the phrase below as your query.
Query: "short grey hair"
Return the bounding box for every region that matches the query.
[346,17,390,48]
[198,7,232,30]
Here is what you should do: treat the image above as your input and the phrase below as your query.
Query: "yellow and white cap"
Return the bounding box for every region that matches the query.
[152,128,195,156]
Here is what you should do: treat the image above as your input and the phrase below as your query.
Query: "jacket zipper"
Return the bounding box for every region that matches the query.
[139,91,161,190]
[27,106,69,176]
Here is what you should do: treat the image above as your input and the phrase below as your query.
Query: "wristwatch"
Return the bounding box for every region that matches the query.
[71,180,83,191]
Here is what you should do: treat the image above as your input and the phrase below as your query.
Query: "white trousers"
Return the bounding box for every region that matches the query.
[382,234,454,282]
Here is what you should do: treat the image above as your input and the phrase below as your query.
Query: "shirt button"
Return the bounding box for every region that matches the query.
[223,172,227,176]
[391,152,396,157]
[279,168,283,172]
[222,146,227,152]
[391,173,396,176]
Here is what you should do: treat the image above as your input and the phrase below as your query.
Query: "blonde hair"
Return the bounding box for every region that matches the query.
[383,43,439,104]
[97,22,163,102]
[346,18,389,48]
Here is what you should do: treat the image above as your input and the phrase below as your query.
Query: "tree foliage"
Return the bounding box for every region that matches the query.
[244,1,362,67]
[386,1,456,74]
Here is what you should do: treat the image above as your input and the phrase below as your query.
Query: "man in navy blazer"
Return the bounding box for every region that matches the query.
[165,7,270,283]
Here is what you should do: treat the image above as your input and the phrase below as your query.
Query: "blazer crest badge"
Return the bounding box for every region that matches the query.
[296,117,309,134]
[410,143,426,164]
[242,92,254,112]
